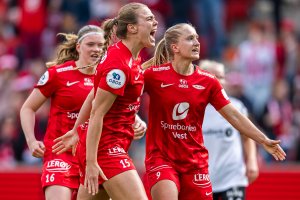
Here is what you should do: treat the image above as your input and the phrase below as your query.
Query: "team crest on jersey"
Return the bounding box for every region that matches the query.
[84,78,93,86]
[37,71,49,86]
[179,79,188,88]
[106,69,126,89]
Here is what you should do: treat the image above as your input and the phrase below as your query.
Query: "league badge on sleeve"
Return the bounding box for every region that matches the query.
[37,71,49,86]
[106,69,126,89]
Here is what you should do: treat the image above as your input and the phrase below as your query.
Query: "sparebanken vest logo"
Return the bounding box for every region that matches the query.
[172,102,189,120]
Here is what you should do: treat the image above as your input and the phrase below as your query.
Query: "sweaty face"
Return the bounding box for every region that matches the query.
[77,33,105,65]
[174,25,200,61]
[135,6,158,48]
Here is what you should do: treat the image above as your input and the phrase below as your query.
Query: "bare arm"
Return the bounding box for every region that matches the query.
[20,89,47,158]
[242,135,259,184]
[85,88,117,195]
[218,103,286,161]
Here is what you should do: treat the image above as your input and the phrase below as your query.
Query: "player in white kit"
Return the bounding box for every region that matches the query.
[201,60,259,200]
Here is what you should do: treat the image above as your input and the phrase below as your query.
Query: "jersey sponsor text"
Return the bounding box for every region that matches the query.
[67,112,79,119]
[152,66,170,71]
[56,66,73,72]
[172,132,187,139]
[161,121,196,132]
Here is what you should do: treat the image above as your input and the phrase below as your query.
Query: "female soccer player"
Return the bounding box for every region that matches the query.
[20,25,105,200]
[201,60,258,200]
[142,23,286,200]
[54,3,157,200]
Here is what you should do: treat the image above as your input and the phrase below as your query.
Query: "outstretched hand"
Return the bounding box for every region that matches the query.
[52,129,79,156]
[262,139,286,161]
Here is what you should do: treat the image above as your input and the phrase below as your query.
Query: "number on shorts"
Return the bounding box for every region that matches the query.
[156,171,161,179]
[120,159,130,168]
[45,174,55,183]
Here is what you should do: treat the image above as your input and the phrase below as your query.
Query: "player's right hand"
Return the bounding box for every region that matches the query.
[29,140,45,158]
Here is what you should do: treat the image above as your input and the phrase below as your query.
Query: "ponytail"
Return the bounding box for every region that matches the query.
[46,33,78,68]
[102,18,118,53]
[142,38,169,70]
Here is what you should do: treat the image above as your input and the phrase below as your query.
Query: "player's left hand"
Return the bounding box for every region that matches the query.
[262,138,286,161]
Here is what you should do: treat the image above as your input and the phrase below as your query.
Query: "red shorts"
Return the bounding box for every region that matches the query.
[41,150,80,189]
[77,125,136,185]
[146,156,212,200]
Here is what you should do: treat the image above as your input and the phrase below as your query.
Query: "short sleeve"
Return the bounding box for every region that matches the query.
[34,67,58,97]
[96,60,130,96]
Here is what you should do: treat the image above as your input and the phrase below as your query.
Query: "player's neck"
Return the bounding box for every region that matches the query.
[122,39,142,60]
[171,60,194,75]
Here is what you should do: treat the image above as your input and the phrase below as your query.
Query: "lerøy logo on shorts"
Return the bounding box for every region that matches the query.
[46,159,71,172]
[172,102,189,120]
[193,173,211,188]
[106,69,126,89]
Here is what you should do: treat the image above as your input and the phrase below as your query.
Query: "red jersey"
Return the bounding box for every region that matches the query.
[144,63,230,173]
[35,60,94,154]
[93,41,144,152]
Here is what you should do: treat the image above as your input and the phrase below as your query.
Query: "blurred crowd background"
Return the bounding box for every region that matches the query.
[0,0,300,175]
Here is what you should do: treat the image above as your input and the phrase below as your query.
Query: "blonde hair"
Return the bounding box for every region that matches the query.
[101,2,148,53]
[46,25,103,68]
[143,23,194,69]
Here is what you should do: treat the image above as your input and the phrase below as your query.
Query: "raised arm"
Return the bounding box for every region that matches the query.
[218,103,286,161]
[20,89,47,158]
